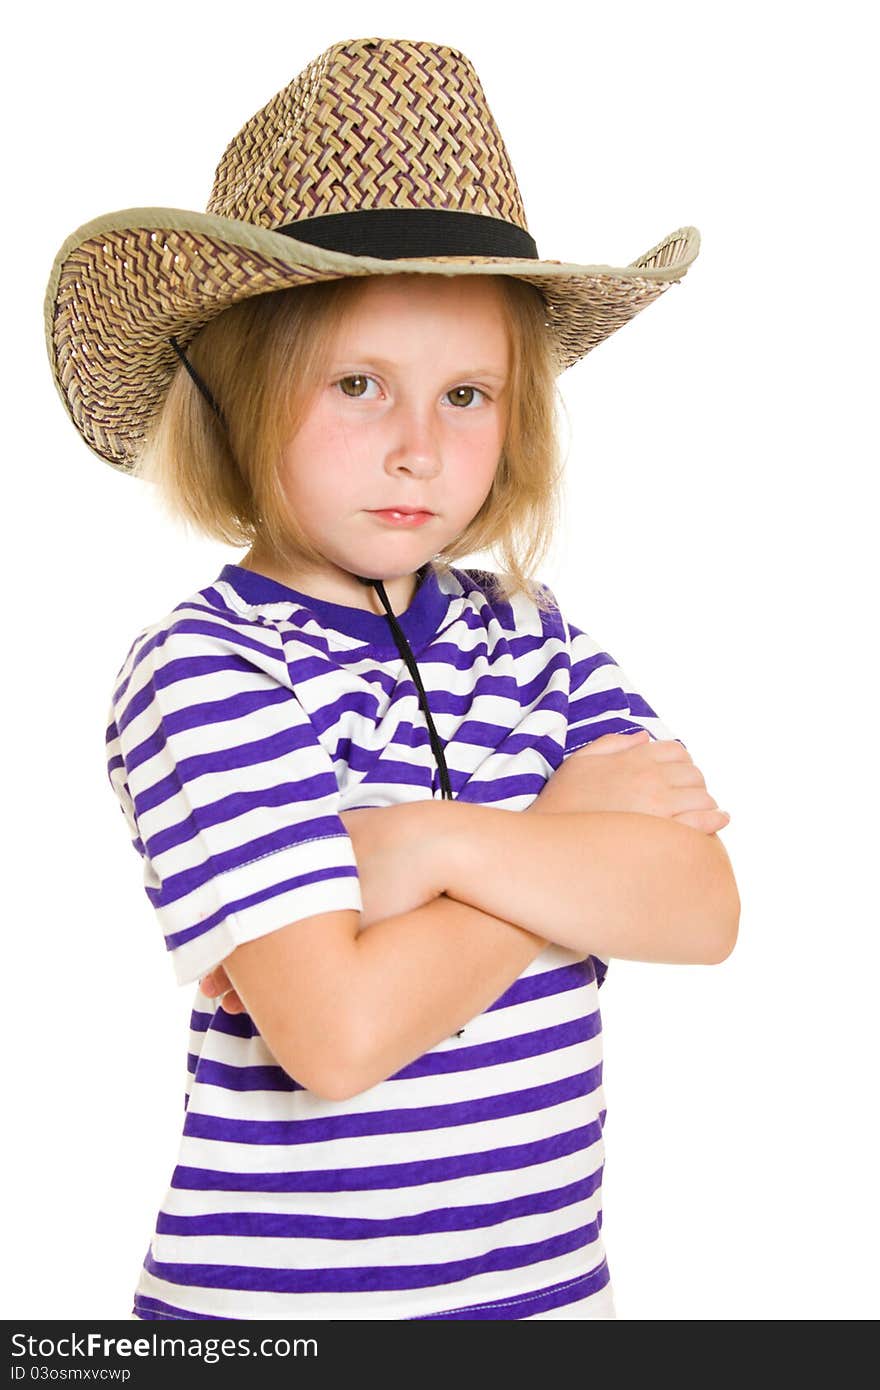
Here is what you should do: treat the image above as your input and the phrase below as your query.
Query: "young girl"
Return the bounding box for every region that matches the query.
[45,37,738,1321]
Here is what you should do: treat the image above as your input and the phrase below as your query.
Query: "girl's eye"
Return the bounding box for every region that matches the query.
[336,374,376,400]
[335,375,487,408]
[445,385,486,409]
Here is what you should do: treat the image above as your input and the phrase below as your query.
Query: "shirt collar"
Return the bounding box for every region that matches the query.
[216,561,453,653]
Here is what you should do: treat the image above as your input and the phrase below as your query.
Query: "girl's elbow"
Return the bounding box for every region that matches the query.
[703,913,739,964]
[302,1022,380,1101]
[308,1069,361,1103]
[278,1021,364,1101]
[702,853,741,964]
[280,1050,351,1102]
[315,1057,380,1102]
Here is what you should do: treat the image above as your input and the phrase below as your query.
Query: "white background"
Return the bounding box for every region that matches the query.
[6,1,877,1320]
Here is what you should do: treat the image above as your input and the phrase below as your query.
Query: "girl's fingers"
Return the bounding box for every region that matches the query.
[218,991,246,1014]
[200,967,234,1000]
[645,739,694,763]
[571,730,651,757]
[200,971,246,1013]
[672,808,730,834]
[199,969,247,1012]
[663,764,710,787]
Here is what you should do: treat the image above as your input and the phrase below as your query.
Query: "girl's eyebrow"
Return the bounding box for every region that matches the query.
[331,356,508,382]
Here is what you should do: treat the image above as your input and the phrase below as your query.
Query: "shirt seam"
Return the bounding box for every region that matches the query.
[417,1267,607,1317]
[133,1265,604,1321]
[212,831,352,880]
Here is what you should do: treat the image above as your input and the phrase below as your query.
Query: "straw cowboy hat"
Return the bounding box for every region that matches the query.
[43,34,700,473]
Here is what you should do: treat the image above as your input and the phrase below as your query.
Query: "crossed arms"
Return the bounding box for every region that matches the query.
[212,733,740,1100]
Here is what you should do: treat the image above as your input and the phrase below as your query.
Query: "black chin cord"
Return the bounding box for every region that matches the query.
[355,573,453,801]
[357,574,461,1038]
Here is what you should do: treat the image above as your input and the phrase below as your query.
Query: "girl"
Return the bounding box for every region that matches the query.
[45,37,738,1321]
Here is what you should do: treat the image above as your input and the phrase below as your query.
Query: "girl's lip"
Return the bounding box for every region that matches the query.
[367,508,435,527]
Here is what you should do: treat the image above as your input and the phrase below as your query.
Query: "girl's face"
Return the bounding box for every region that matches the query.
[248,275,511,613]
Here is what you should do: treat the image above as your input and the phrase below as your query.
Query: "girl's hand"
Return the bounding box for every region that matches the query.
[200,964,245,1013]
[339,804,443,930]
[531,730,730,835]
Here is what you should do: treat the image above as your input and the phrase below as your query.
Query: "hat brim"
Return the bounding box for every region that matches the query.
[45,206,700,472]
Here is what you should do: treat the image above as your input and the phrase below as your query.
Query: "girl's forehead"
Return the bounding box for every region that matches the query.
[330,276,510,345]
[342,272,507,311]
[317,277,513,378]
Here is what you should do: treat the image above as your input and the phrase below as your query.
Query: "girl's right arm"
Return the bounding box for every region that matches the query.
[222,895,549,1102]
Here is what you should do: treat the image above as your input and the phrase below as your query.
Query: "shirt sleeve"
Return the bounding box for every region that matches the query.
[105,614,362,987]
[564,621,686,755]
[562,618,686,989]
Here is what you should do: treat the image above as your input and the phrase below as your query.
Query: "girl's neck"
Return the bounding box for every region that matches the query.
[238,550,425,617]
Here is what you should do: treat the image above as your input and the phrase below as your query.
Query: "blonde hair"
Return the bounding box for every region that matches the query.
[135,273,565,611]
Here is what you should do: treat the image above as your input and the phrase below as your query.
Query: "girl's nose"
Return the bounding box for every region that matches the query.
[383,402,442,477]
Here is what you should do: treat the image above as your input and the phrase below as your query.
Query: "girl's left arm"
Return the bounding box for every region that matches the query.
[350,800,739,967]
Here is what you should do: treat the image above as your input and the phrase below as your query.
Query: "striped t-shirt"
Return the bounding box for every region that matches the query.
[106,560,678,1321]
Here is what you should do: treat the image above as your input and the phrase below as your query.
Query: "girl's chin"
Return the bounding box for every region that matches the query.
[326,550,431,583]
[330,533,443,575]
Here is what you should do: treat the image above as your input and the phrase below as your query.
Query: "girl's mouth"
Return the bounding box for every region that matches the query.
[367,509,434,527]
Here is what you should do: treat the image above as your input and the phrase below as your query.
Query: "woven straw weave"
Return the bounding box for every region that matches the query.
[206,39,529,231]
